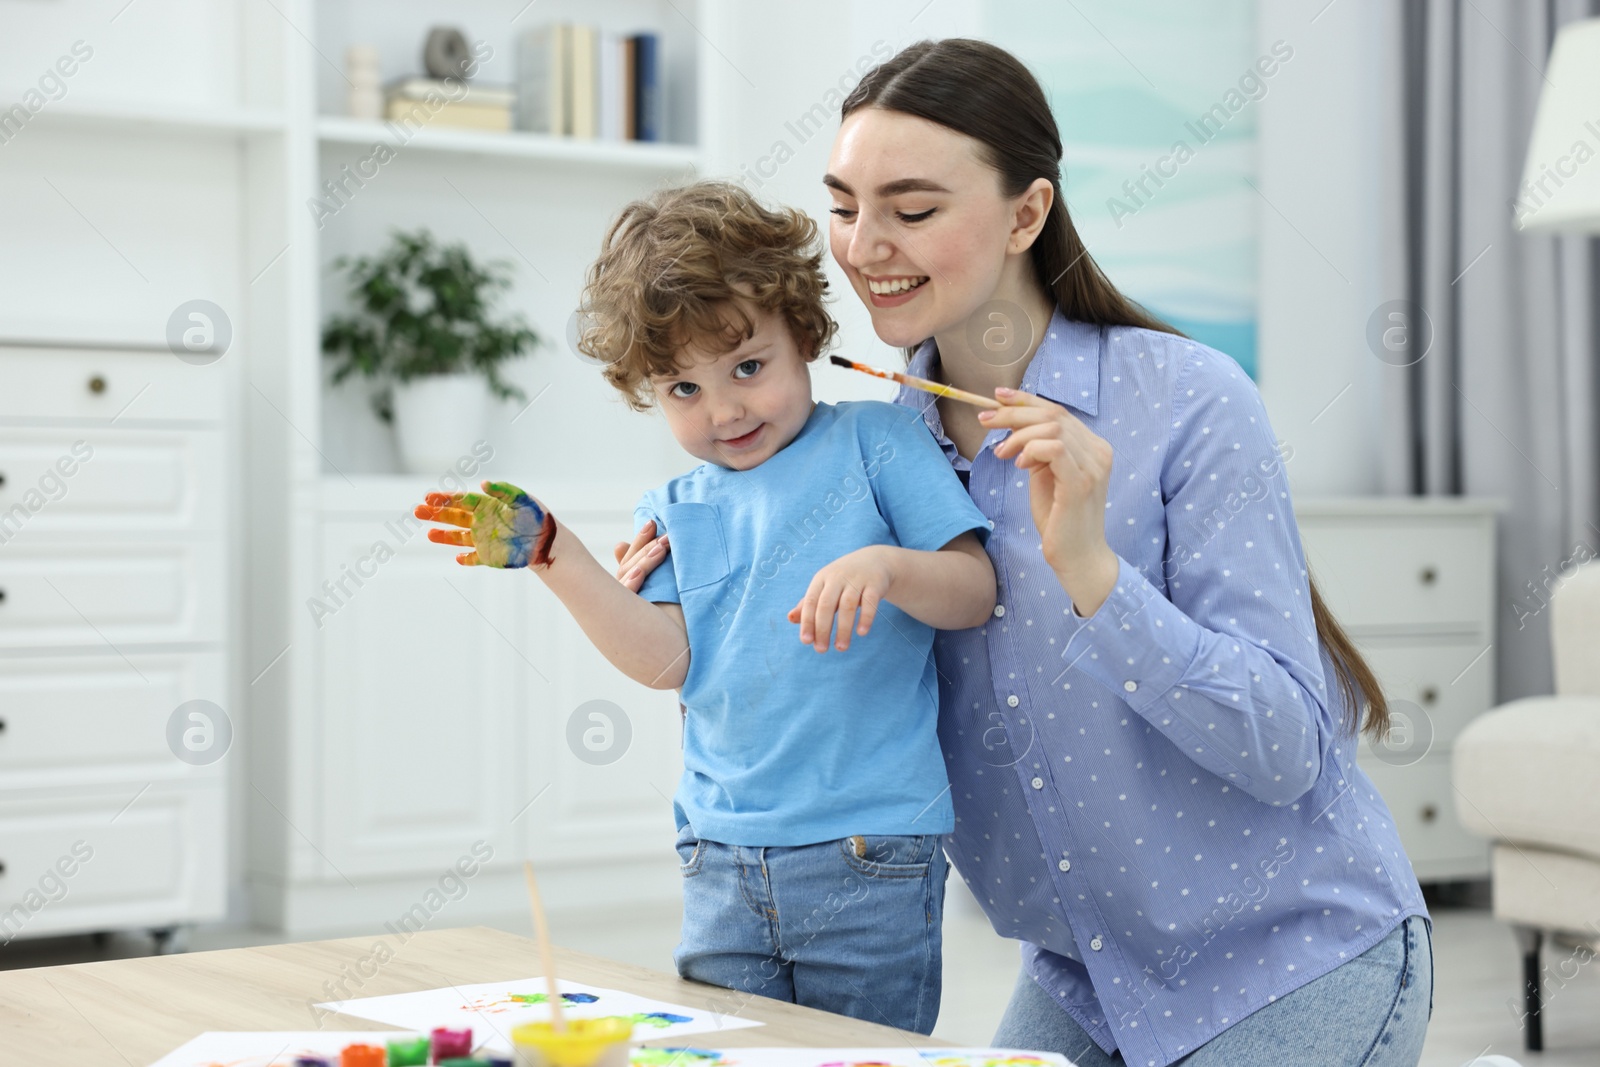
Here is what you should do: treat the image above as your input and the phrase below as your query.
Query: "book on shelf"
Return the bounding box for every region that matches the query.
[515,23,664,142]
[384,77,513,132]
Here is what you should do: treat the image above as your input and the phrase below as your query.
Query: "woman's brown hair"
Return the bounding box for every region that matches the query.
[841,38,1389,740]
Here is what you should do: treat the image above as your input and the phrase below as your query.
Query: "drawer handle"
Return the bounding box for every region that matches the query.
[0,472,5,487]
[1420,687,1439,706]
[1418,566,1438,585]
[88,374,107,395]
[0,587,6,604]
[1420,804,1438,823]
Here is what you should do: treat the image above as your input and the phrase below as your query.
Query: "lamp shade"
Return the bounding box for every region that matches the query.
[1516,17,1600,233]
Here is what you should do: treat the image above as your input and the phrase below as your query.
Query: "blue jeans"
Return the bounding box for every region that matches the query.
[994,915,1433,1066]
[672,824,946,1034]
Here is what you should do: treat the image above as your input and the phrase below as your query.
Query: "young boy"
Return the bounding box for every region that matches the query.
[413,181,995,1034]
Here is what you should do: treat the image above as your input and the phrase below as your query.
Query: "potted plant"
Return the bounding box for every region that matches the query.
[322,229,539,474]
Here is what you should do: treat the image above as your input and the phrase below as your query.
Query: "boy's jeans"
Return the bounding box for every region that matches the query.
[672,823,946,1035]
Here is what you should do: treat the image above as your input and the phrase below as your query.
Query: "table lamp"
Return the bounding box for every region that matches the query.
[1515,17,1600,233]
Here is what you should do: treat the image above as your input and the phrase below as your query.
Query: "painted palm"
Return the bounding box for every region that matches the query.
[414,480,556,568]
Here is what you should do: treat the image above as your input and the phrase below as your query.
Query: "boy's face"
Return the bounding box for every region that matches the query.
[652,301,815,472]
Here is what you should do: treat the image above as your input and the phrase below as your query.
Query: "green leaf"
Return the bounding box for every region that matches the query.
[320,227,539,404]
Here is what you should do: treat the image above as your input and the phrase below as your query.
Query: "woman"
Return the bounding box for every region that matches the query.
[619,38,1431,1067]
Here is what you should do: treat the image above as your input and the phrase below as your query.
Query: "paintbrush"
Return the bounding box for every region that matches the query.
[828,354,1004,410]
[523,860,566,1033]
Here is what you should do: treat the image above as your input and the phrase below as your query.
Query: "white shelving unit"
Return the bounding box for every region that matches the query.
[1,0,733,938]
[246,0,727,934]
[316,116,703,170]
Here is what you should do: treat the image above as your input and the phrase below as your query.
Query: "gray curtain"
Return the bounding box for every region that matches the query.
[1381,0,1600,701]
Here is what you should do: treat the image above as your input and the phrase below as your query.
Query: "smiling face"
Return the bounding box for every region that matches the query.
[824,107,1054,351]
[651,300,816,471]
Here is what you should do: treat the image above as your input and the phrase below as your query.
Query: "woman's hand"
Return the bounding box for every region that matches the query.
[613,519,670,592]
[786,545,896,653]
[981,386,1120,615]
[413,480,556,568]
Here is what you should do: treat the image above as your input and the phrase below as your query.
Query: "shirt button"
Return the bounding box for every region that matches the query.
[1123,680,1138,693]
[1058,859,1072,873]
[1030,777,1044,790]
[1089,937,1104,952]
[1006,695,1020,708]
[993,605,1006,617]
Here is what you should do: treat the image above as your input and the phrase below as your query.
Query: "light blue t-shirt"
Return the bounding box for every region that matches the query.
[634,399,991,847]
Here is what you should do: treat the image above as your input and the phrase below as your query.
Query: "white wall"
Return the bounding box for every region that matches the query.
[707,0,1383,498]
[1255,0,1392,498]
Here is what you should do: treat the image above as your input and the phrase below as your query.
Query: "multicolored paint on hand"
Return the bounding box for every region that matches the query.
[414,480,556,569]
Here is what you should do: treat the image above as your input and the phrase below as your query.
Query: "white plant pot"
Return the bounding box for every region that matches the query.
[391,373,489,475]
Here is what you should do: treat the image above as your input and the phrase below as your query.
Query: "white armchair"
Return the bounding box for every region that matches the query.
[1453,560,1600,1052]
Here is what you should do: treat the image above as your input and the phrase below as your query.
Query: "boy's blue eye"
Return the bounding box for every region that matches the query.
[670,382,699,398]
[734,359,761,378]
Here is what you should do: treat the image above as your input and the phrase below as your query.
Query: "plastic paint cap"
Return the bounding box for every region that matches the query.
[339,1045,385,1067]
[432,1027,475,1059]
[387,1034,432,1065]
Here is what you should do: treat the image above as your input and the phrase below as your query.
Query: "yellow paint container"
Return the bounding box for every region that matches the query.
[511,1016,633,1067]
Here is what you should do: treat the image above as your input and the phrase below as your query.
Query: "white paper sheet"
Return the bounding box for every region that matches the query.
[318,977,763,1049]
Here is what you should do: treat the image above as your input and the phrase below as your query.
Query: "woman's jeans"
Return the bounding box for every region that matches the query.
[673,823,946,1035]
[994,915,1433,1066]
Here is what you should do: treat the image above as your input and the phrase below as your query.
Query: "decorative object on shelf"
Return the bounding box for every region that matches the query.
[345,44,382,120]
[423,27,473,80]
[321,230,537,474]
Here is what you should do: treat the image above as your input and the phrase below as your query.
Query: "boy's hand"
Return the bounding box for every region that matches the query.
[613,519,671,593]
[787,545,896,653]
[413,480,557,568]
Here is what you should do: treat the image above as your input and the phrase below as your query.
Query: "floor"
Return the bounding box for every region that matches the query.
[5,882,1597,1066]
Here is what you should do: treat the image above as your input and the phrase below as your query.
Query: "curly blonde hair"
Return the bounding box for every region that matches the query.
[576,180,837,411]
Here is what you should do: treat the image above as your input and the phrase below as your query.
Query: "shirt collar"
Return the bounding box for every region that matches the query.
[895,307,1102,442]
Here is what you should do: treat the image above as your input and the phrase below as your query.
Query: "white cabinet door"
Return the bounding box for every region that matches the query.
[317,518,529,878]
[0,783,226,942]
[526,512,684,866]
[0,542,223,649]
[0,427,224,536]
[0,651,226,789]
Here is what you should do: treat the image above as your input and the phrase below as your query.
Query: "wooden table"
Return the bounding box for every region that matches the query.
[0,926,939,1065]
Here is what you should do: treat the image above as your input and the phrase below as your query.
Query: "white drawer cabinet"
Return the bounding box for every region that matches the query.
[1297,497,1498,882]
[0,343,229,946]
